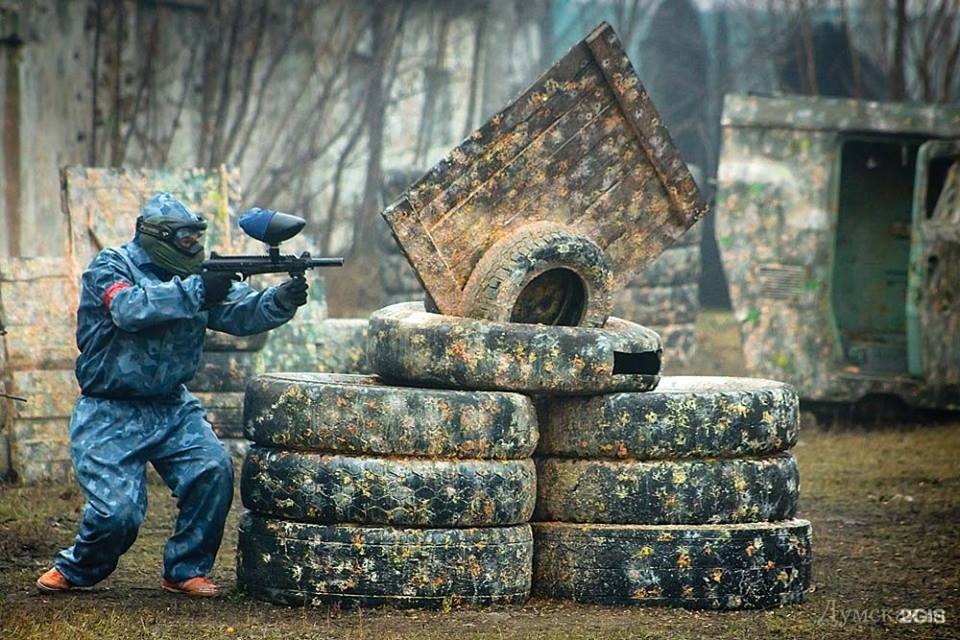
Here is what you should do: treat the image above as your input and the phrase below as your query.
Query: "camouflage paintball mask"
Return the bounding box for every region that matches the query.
[135,193,208,278]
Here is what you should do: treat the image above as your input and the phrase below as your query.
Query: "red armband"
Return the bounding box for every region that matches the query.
[103,281,132,307]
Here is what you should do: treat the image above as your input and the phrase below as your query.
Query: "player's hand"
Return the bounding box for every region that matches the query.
[275,277,309,311]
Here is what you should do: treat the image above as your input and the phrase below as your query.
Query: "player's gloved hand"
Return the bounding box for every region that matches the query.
[200,271,235,310]
[275,277,309,311]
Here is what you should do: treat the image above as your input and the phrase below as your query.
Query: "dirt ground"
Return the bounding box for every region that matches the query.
[1,311,958,639]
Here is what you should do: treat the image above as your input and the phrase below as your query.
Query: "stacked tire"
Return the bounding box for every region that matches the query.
[236,372,538,607]
[613,225,701,370]
[189,331,267,459]
[533,377,812,609]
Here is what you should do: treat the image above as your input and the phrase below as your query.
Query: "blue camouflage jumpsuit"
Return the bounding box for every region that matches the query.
[54,218,295,587]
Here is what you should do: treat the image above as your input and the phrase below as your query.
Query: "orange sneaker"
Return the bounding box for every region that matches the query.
[36,567,73,593]
[161,575,221,597]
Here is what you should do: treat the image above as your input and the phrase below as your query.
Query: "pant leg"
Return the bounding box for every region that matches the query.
[151,392,234,582]
[55,397,149,586]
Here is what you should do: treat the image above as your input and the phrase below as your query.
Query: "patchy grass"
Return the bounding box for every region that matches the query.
[1,311,958,639]
[2,424,957,639]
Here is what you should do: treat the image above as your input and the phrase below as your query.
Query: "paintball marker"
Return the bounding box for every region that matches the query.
[202,209,343,280]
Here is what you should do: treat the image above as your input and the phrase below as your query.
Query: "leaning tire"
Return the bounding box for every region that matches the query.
[537,377,799,459]
[189,351,263,393]
[241,447,536,527]
[461,222,614,327]
[535,454,798,524]
[244,373,537,459]
[237,512,533,608]
[368,302,661,394]
[532,519,811,608]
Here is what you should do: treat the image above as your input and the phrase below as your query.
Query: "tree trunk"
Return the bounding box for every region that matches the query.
[890,0,907,100]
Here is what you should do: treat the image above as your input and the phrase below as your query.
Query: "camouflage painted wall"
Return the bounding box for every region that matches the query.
[715,93,960,407]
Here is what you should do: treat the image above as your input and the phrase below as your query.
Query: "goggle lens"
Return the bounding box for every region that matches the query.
[173,227,205,249]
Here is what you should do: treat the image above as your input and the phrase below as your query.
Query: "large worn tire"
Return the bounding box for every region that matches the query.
[314,319,372,374]
[613,283,699,326]
[237,512,533,608]
[532,519,811,608]
[194,392,245,439]
[629,245,701,288]
[368,302,661,394]
[244,373,537,459]
[189,351,263,393]
[538,377,799,459]
[241,447,535,527]
[461,222,614,327]
[203,330,269,352]
[535,453,798,524]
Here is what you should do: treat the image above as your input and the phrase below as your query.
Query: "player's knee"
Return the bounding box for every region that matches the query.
[108,497,144,541]
[197,447,234,490]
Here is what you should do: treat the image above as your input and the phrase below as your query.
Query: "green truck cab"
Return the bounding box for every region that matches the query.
[716,94,960,410]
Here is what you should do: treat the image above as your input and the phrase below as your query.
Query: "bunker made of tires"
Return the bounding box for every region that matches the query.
[381,22,707,329]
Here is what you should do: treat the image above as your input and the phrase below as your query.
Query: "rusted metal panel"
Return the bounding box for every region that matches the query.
[716,93,960,409]
[912,143,960,385]
[382,22,707,317]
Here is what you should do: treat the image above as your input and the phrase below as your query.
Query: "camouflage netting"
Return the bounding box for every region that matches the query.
[532,519,811,608]
[237,513,533,608]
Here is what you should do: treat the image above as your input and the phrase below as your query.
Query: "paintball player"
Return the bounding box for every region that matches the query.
[35,192,309,597]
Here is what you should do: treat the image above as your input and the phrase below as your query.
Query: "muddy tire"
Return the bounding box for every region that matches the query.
[629,245,701,288]
[535,453,798,524]
[203,331,269,352]
[532,519,811,608]
[244,373,537,459]
[538,377,798,459]
[613,283,699,326]
[194,392,245,439]
[368,302,661,394]
[241,447,535,527]
[189,351,263,393]
[314,319,372,374]
[461,222,614,327]
[237,512,532,608]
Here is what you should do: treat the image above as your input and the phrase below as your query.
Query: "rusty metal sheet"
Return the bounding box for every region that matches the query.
[382,22,707,317]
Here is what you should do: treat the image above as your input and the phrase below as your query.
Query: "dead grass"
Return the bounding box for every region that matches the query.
[1,311,958,639]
